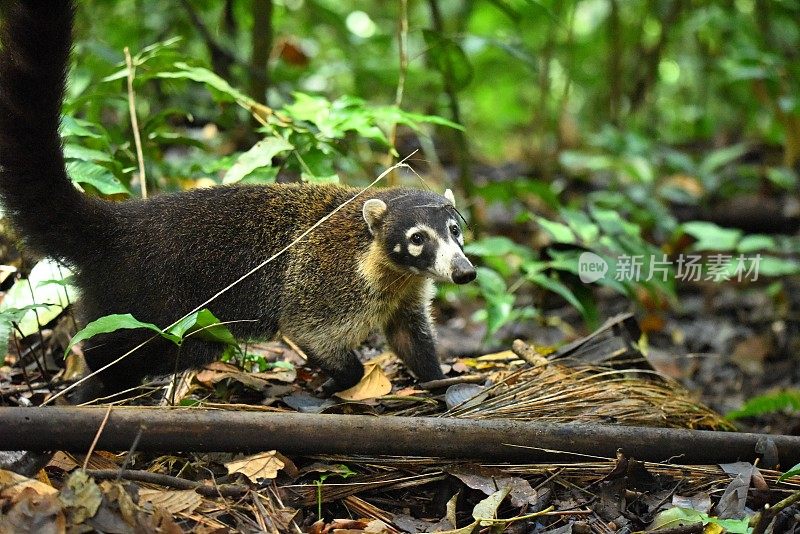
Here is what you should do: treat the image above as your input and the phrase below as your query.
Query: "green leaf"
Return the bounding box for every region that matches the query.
[737,235,778,253]
[66,160,130,196]
[0,260,78,337]
[649,507,752,533]
[222,137,294,185]
[680,221,741,252]
[476,267,515,339]
[558,150,614,173]
[756,256,800,277]
[166,309,237,347]
[589,206,641,238]
[779,462,800,482]
[66,314,170,357]
[422,30,474,91]
[535,217,576,244]
[698,144,747,177]
[371,106,464,131]
[0,304,53,358]
[473,486,511,523]
[726,390,800,420]
[766,167,798,189]
[60,116,103,140]
[560,208,600,242]
[464,236,526,257]
[157,63,255,107]
[527,272,585,315]
[63,144,115,164]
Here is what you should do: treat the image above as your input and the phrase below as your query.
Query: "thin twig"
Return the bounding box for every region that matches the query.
[44,157,414,405]
[124,47,147,199]
[281,335,308,362]
[82,404,113,470]
[419,374,485,390]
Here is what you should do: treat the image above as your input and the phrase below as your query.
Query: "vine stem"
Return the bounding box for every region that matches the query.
[385,0,409,186]
[124,47,147,199]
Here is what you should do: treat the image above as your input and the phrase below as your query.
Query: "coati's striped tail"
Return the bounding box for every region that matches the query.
[0,1,110,264]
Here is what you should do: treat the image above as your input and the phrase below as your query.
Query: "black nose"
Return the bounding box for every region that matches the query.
[452,265,477,284]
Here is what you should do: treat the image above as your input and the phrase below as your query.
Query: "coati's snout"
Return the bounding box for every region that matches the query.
[451,256,477,284]
[362,188,476,284]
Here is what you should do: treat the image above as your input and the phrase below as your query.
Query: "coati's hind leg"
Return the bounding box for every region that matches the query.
[301,345,364,395]
[384,306,445,383]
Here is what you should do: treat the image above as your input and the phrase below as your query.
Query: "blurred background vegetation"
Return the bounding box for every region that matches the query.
[60,0,799,338]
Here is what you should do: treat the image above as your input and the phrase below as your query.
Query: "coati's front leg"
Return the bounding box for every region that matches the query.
[384,306,445,382]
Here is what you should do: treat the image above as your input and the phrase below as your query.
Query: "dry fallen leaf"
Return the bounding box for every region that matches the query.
[0,486,65,534]
[225,451,285,482]
[196,361,296,390]
[138,488,202,515]
[335,362,391,401]
[0,469,58,498]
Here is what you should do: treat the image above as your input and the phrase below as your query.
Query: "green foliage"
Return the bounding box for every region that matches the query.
[726,390,800,421]
[0,260,78,338]
[65,309,238,357]
[0,304,51,360]
[779,462,800,482]
[650,507,752,533]
[222,137,294,185]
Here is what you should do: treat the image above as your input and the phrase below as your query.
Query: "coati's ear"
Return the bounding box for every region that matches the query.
[444,188,456,206]
[362,198,388,235]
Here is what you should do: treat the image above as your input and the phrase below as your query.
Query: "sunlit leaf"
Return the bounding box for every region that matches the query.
[167,309,237,347]
[0,260,78,337]
[222,137,294,184]
[225,451,285,482]
[726,390,800,420]
[335,361,392,400]
[535,217,576,244]
[66,160,130,196]
[737,235,778,253]
[698,144,747,177]
[473,486,511,523]
[680,221,741,252]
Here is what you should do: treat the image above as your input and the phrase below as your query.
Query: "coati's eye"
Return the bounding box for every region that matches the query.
[450,225,461,237]
[410,232,425,245]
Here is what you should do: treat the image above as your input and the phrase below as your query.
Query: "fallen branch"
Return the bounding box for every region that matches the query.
[2,407,799,465]
[85,469,249,498]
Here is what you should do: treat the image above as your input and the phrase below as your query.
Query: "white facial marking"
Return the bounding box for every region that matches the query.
[393,244,401,253]
[429,224,470,283]
[408,243,424,257]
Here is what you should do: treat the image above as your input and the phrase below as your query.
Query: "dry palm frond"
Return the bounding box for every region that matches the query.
[444,359,733,431]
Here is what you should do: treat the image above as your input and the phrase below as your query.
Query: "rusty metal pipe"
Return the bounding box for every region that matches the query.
[1,407,798,465]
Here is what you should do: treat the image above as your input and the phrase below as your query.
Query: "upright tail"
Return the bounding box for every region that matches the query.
[0,1,110,264]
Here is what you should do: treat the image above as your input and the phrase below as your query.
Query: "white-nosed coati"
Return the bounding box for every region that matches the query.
[0,2,476,399]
